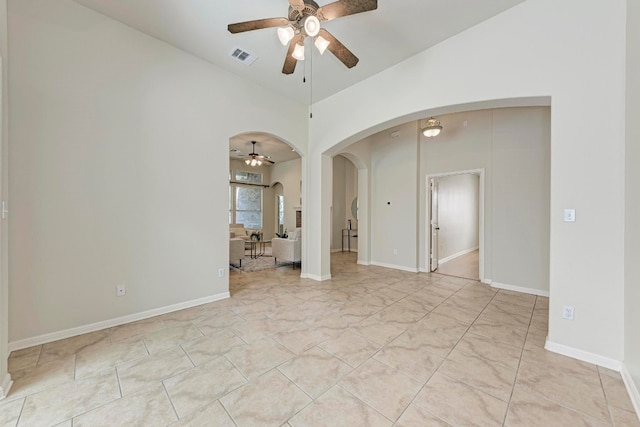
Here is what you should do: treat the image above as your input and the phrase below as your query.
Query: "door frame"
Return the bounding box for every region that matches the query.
[425,168,485,281]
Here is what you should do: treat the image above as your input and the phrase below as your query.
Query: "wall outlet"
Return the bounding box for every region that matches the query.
[393,248,398,255]
[218,268,225,278]
[562,305,574,320]
[116,284,126,297]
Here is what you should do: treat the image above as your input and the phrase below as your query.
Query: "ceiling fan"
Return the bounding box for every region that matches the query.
[243,141,275,166]
[228,0,377,75]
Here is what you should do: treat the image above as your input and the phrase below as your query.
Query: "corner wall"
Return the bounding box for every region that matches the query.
[0,0,8,398]
[8,0,307,345]
[624,0,640,414]
[307,0,626,363]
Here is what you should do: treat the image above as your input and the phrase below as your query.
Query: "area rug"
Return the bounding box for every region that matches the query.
[234,254,278,272]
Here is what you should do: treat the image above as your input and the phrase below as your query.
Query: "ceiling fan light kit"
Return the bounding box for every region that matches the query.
[292,42,306,61]
[277,26,295,45]
[243,141,274,167]
[314,35,330,55]
[422,117,443,138]
[228,0,377,75]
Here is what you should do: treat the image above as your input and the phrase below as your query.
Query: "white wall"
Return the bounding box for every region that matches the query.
[331,155,357,251]
[307,0,626,363]
[0,0,8,397]
[436,174,479,261]
[8,0,307,344]
[370,122,420,271]
[423,107,550,293]
[269,158,301,234]
[491,108,550,292]
[625,0,640,409]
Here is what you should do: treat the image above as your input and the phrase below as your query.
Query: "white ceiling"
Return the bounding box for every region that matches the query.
[229,133,301,164]
[72,0,526,105]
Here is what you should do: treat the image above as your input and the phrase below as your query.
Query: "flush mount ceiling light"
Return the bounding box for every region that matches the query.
[422,117,443,138]
[228,0,377,75]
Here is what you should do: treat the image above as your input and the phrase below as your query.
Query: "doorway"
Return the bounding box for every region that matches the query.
[427,170,484,281]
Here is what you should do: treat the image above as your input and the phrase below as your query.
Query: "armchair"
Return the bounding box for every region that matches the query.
[272,228,301,268]
[230,238,245,267]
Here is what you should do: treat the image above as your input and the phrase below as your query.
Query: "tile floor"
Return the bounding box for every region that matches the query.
[433,250,479,281]
[1,252,638,426]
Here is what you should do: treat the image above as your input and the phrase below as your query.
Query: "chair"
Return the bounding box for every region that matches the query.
[272,228,301,268]
[229,238,245,267]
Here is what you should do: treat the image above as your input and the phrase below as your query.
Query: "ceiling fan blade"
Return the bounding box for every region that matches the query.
[282,34,304,75]
[318,0,377,21]
[318,29,359,68]
[228,17,289,34]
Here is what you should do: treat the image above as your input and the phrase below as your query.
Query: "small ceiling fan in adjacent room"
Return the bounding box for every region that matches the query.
[243,141,275,166]
[228,0,377,74]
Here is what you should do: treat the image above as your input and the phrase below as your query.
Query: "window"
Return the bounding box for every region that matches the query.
[235,186,262,228]
[229,170,263,229]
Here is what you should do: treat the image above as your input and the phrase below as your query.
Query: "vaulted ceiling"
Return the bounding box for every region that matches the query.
[73,0,527,105]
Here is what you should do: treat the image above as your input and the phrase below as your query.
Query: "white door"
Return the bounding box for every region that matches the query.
[430,178,440,272]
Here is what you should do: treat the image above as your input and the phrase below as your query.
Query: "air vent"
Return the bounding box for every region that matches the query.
[229,47,258,65]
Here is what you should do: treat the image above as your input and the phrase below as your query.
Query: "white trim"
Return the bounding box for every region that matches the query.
[439,246,479,264]
[304,273,332,281]
[621,364,640,419]
[370,261,419,273]
[481,278,493,285]
[490,281,549,297]
[544,339,622,371]
[357,260,370,266]
[0,374,12,400]
[8,292,230,352]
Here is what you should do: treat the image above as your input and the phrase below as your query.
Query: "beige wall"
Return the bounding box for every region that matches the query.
[8,0,307,344]
[0,0,7,397]
[370,121,420,270]
[625,0,640,409]
[436,174,479,261]
[331,155,357,251]
[269,158,301,234]
[307,0,625,364]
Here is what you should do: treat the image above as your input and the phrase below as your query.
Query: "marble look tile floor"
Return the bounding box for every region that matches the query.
[2,252,639,426]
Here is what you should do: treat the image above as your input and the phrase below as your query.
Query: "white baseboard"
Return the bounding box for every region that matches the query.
[490,280,549,297]
[544,339,622,371]
[0,373,12,400]
[331,249,358,253]
[621,364,640,420]
[439,246,479,265]
[357,260,370,266]
[481,278,493,285]
[8,292,230,352]
[370,261,419,273]
[304,273,332,281]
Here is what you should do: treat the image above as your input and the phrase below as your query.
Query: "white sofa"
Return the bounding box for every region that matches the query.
[272,228,301,268]
[230,238,245,267]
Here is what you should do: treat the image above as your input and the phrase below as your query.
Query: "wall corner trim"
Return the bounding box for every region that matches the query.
[491,281,549,297]
[8,292,231,352]
[0,374,13,400]
[621,364,640,420]
[545,338,622,371]
[357,260,370,266]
